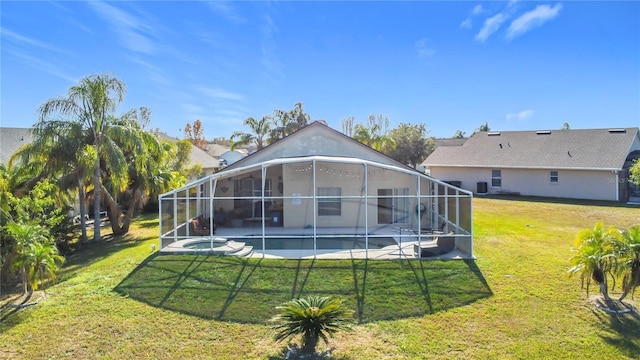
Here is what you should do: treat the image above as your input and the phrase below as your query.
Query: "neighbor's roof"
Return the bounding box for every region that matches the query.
[203,143,229,157]
[423,128,640,171]
[0,127,33,165]
[154,132,221,169]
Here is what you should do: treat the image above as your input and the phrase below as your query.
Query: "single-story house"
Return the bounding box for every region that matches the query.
[159,121,474,259]
[422,128,640,202]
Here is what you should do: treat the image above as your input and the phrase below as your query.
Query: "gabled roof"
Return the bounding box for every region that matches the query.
[203,143,229,157]
[225,121,416,172]
[423,128,640,171]
[0,127,33,165]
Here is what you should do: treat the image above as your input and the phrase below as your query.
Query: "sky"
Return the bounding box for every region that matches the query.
[1,1,639,140]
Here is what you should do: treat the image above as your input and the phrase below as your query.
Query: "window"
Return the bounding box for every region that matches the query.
[318,187,341,216]
[550,171,558,184]
[491,170,502,187]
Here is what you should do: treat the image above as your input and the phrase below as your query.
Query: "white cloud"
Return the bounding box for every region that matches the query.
[260,13,284,82]
[88,1,156,54]
[475,13,509,42]
[207,1,246,23]
[506,109,534,121]
[415,39,435,59]
[5,48,76,83]
[1,27,62,52]
[460,4,485,29]
[506,3,563,40]
[198,87,245,101]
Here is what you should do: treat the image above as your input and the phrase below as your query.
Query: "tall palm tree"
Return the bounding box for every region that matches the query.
[569,222,617,300]
[11,121,95,242]
[100,110,173,234]
[38,73,127,242]
[230,115,272,151]
[271,295,354,355]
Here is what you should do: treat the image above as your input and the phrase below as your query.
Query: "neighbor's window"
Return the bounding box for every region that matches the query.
[550,171,559,184]
[318,187,341,216]
[491,170,502,187]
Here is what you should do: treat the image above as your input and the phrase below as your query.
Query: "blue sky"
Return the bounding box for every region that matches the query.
[1,1,639,140]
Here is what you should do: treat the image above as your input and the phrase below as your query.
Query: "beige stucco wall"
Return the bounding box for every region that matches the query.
[282,163,418,228]
[429,167,618,201]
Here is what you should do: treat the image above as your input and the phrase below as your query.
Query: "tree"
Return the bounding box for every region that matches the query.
[184,119,207,149]
[386,123,434,168]
[569,222,617,300]
[5,221,63,296]
[341,116,355,137]
[352,114,395,151]
[230,115,272,151]
[561,122,570,130]
[630,159,640,186]
[11,120,95,242]
[453,130,466,139]
[269,102,311,142]
[615,225,640,300]
[271,295,354,355]
[100,108,175,234]
[471,122,491,136]
[37,73,127,242]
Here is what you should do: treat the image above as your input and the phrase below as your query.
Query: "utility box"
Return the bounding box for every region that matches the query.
[477,182,488,194]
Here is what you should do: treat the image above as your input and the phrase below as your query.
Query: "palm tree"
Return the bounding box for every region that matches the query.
[569,222,617,300]
[270,295,354,355]
[4,222,51,295]
[22,242,64,294]
[352,114,395,152]
[616,225,640,301]
[11,121,95,242]
[230,115,272,151]
[100,110,173,234]
[38,73,127,242]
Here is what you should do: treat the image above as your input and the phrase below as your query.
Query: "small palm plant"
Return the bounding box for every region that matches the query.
[270,295,355,356]
[616,225,640,301]
[569,222,617,300]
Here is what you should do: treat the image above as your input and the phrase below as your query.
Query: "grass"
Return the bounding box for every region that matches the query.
[1,197,640,359]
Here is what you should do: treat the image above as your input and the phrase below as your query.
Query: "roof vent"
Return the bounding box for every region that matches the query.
[536,130,551,135]
[608,128,626,133]
[487,132,501,136]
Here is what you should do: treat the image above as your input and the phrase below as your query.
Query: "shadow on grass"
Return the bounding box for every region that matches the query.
[114,255,493,324]
[592,305,640,358]
[57,233,142,284]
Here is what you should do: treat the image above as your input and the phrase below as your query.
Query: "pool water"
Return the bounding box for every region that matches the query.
[239,237,396,250]
[184,241,226,249]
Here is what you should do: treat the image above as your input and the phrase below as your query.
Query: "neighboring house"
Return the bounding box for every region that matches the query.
[423,128,640,202]
[219,149,246,166]
[155,133,223,178]
[159,121,474,259]
[0,127,33,165]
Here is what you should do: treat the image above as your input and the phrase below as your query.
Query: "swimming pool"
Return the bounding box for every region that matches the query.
[237,236,397,250]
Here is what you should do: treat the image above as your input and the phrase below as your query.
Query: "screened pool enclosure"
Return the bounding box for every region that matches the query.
[159,156,473,259]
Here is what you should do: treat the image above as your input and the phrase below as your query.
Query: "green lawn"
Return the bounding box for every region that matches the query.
[1,197,639,359]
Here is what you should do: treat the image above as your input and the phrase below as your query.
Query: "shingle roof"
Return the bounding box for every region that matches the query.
[423,128,640,170]
[0,127,33,165]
